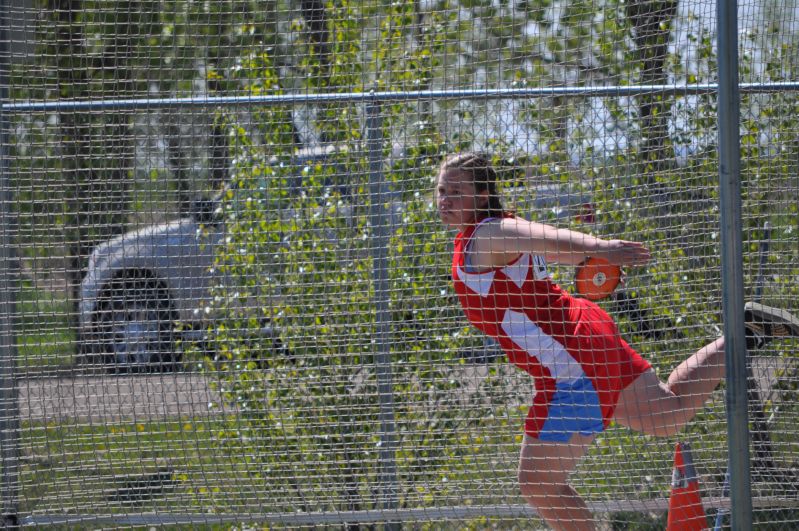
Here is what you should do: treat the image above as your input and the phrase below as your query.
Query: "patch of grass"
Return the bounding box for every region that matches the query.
[20,417,262,519]
[16,412,685,526]
[16,282,76,374]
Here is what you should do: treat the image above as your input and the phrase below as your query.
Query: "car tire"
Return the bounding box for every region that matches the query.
[89,276,181,373]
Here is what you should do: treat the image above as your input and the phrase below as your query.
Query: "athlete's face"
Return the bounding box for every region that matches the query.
[436,168,488,229]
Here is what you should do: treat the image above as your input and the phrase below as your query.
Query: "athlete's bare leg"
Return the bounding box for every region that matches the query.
[518,303,799,528]
[518,433,597,531]
[616,302,799,435]
[614,337,726,437]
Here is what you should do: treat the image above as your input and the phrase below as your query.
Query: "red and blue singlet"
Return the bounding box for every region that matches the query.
[451,217,651,441]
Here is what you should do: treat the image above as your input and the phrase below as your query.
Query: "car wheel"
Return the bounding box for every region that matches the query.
[93,277,181,373]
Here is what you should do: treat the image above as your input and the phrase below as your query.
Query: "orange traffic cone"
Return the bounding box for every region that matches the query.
[667,442,708,530]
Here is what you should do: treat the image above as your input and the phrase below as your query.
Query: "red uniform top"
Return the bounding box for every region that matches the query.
[451,217,650,440]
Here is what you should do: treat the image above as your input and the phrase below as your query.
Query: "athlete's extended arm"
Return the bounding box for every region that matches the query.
[470,217,651,268]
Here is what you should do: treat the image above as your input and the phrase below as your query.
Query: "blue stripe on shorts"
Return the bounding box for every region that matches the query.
[537,376,604,442]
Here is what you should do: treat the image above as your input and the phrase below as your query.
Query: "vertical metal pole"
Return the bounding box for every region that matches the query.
[0,0,20,524]
[717,1,752,529]
[714,222,772,531]
[366,98,399,521]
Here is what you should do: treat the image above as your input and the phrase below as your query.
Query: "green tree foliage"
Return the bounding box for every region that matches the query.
[7,0,799,516]
[186,0,799,515]
[193,1,506,512]
[9,0,288,322]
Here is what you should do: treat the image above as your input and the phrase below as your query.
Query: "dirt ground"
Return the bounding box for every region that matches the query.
[17,373,227,424]
[13,357,789,426]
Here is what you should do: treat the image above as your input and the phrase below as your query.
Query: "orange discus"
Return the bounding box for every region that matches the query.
[574,257,622,301]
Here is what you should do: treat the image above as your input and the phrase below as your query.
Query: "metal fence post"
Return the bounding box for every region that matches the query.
[366,98,400,521]
[0,0,20,523]
[717,1,752,529]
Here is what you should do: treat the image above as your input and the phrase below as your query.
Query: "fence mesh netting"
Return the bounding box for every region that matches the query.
[2,0,799,528]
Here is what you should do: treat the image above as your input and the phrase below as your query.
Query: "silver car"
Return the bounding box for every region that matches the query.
[79,148,340,372]
[79,199,225,372]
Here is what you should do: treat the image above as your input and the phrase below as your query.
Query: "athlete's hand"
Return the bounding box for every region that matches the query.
[602,240,651,267]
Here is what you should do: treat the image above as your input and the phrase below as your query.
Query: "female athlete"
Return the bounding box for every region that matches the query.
[437,152,799,530]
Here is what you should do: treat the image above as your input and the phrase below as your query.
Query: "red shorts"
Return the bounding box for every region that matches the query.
[524,298,651,441]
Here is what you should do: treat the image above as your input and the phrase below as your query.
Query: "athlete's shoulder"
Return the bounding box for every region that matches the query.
[474,215,533,241]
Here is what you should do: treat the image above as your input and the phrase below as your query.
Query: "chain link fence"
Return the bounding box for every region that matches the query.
[1,0,799,528]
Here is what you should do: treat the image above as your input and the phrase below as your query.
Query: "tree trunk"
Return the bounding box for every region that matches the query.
[167,121,194,217]
[626,0,679,178]
[100,3,135,237]
[52,0,92,317]
[52,0,133,344]
[300,0,330,72]
[209,118,230,191]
